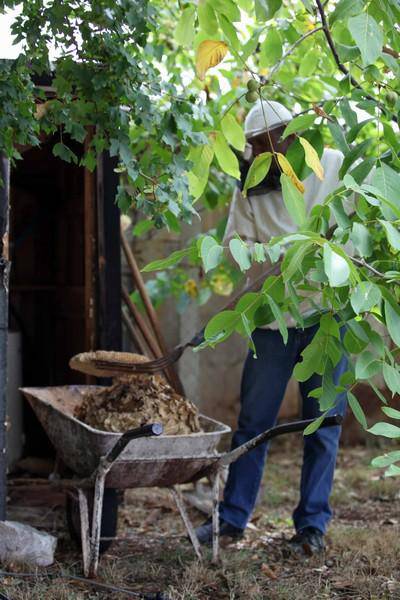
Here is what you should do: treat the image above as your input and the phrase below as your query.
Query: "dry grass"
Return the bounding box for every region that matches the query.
[2,439,400,599]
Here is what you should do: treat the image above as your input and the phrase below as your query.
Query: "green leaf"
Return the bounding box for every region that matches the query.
[293,333,324,381]
[219,14,240,51]
[348,13,383,66]
[384,464,400,477]
[213,132,240,179]
[212,0,241,22]
[383,364,400,396]
[229,238,252,271]
[350,222,372,257]
[200,236,224,273]
[344,327,367,354]
[368,422,400,439]
[237,0,253,11]
[323,244,350,287]
[382,406,400,420]
[373,164,400,215]
[243,152,272,196]
[330,197,351,230]
[133,219,154,237]
[340,98,358,129]
[371,450,400,468]
[187,144,214,199]
[384,300,400,347]
[53,142,77,164]
[281,114,316,140]
[198,1,219,35]
[347,391,367,429]
[221,114,246,152]
[319,314,340,339]
[262,275,285,303]
[339,139,373,179]
[280,173,306,227]
[298,49,319,77]
[266,296,288,344]
[142,248,192,272]
[327,122,349,155]
[174,6,196,46]
[204,310,240,344]
[241,313,257,355]
[350,282,381,314]
[303,412,328,436]
[379,220,400,251]
[329,0,364,25]
[255,0,282,20]
[355,350,381,380]
[253,242,266,263]
[259,29,282,68]
[235,293,263,338]
[346,119,373,144]
[319,361,337,410]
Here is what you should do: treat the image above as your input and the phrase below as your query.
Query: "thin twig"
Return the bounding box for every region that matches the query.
[268,26,324,78]
[351,256,400,283]
[0,571,145,597]
[383,46,400,59]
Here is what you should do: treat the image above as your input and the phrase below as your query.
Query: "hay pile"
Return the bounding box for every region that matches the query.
[75,374,202,435]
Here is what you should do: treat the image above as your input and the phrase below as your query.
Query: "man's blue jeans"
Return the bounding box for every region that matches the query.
[219,325,348,534]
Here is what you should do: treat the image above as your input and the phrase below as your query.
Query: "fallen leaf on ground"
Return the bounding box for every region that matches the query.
[261,563,278,579]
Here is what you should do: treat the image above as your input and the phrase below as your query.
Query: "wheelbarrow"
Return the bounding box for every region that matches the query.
[21,386,343,578]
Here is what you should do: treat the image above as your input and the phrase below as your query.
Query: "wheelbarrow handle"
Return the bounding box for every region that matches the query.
[105,423,163,465]
[221,415,343,467]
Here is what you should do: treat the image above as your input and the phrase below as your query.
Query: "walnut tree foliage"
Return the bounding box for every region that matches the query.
[1,0,400,468]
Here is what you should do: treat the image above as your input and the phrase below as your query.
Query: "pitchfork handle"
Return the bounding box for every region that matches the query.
[105,423,163,465]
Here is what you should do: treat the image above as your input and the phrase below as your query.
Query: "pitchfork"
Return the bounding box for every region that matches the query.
[71,261,282,378]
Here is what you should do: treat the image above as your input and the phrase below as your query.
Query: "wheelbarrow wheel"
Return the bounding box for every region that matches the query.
[66,488,119,553]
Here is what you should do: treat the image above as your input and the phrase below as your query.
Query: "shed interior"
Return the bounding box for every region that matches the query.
[9,136,90,459]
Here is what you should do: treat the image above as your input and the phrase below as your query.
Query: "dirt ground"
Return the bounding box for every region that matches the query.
[2,437,400,600]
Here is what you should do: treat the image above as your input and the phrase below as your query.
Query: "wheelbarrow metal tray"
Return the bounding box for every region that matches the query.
[21,386,230,485]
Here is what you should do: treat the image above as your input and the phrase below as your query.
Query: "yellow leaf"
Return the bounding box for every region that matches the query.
[276,153,305,193]
[196,40,228,80]
[299,137,324,181]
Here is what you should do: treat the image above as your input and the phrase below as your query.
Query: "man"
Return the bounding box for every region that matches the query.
[195,99,348,555]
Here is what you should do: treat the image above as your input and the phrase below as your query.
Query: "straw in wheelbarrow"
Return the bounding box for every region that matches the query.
[73,369,202,436]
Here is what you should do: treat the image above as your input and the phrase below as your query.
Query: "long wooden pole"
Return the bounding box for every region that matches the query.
[120,230,183,394]
[121,309,149,356]
[121,286,161,359]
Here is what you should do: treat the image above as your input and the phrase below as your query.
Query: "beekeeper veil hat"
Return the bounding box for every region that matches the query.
[244,99,292,139]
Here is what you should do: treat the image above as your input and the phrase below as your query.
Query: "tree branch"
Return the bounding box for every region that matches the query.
[315,0,364,90]
[383,46,400,59]
[315,0,398,123]
[351,256,400,284]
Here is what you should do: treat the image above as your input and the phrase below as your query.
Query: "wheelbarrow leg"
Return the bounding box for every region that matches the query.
[87,424,164,578]
[77,488,91,577]
[171,486,202,560]
[211,470,220,564]
[88,471,106,578]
